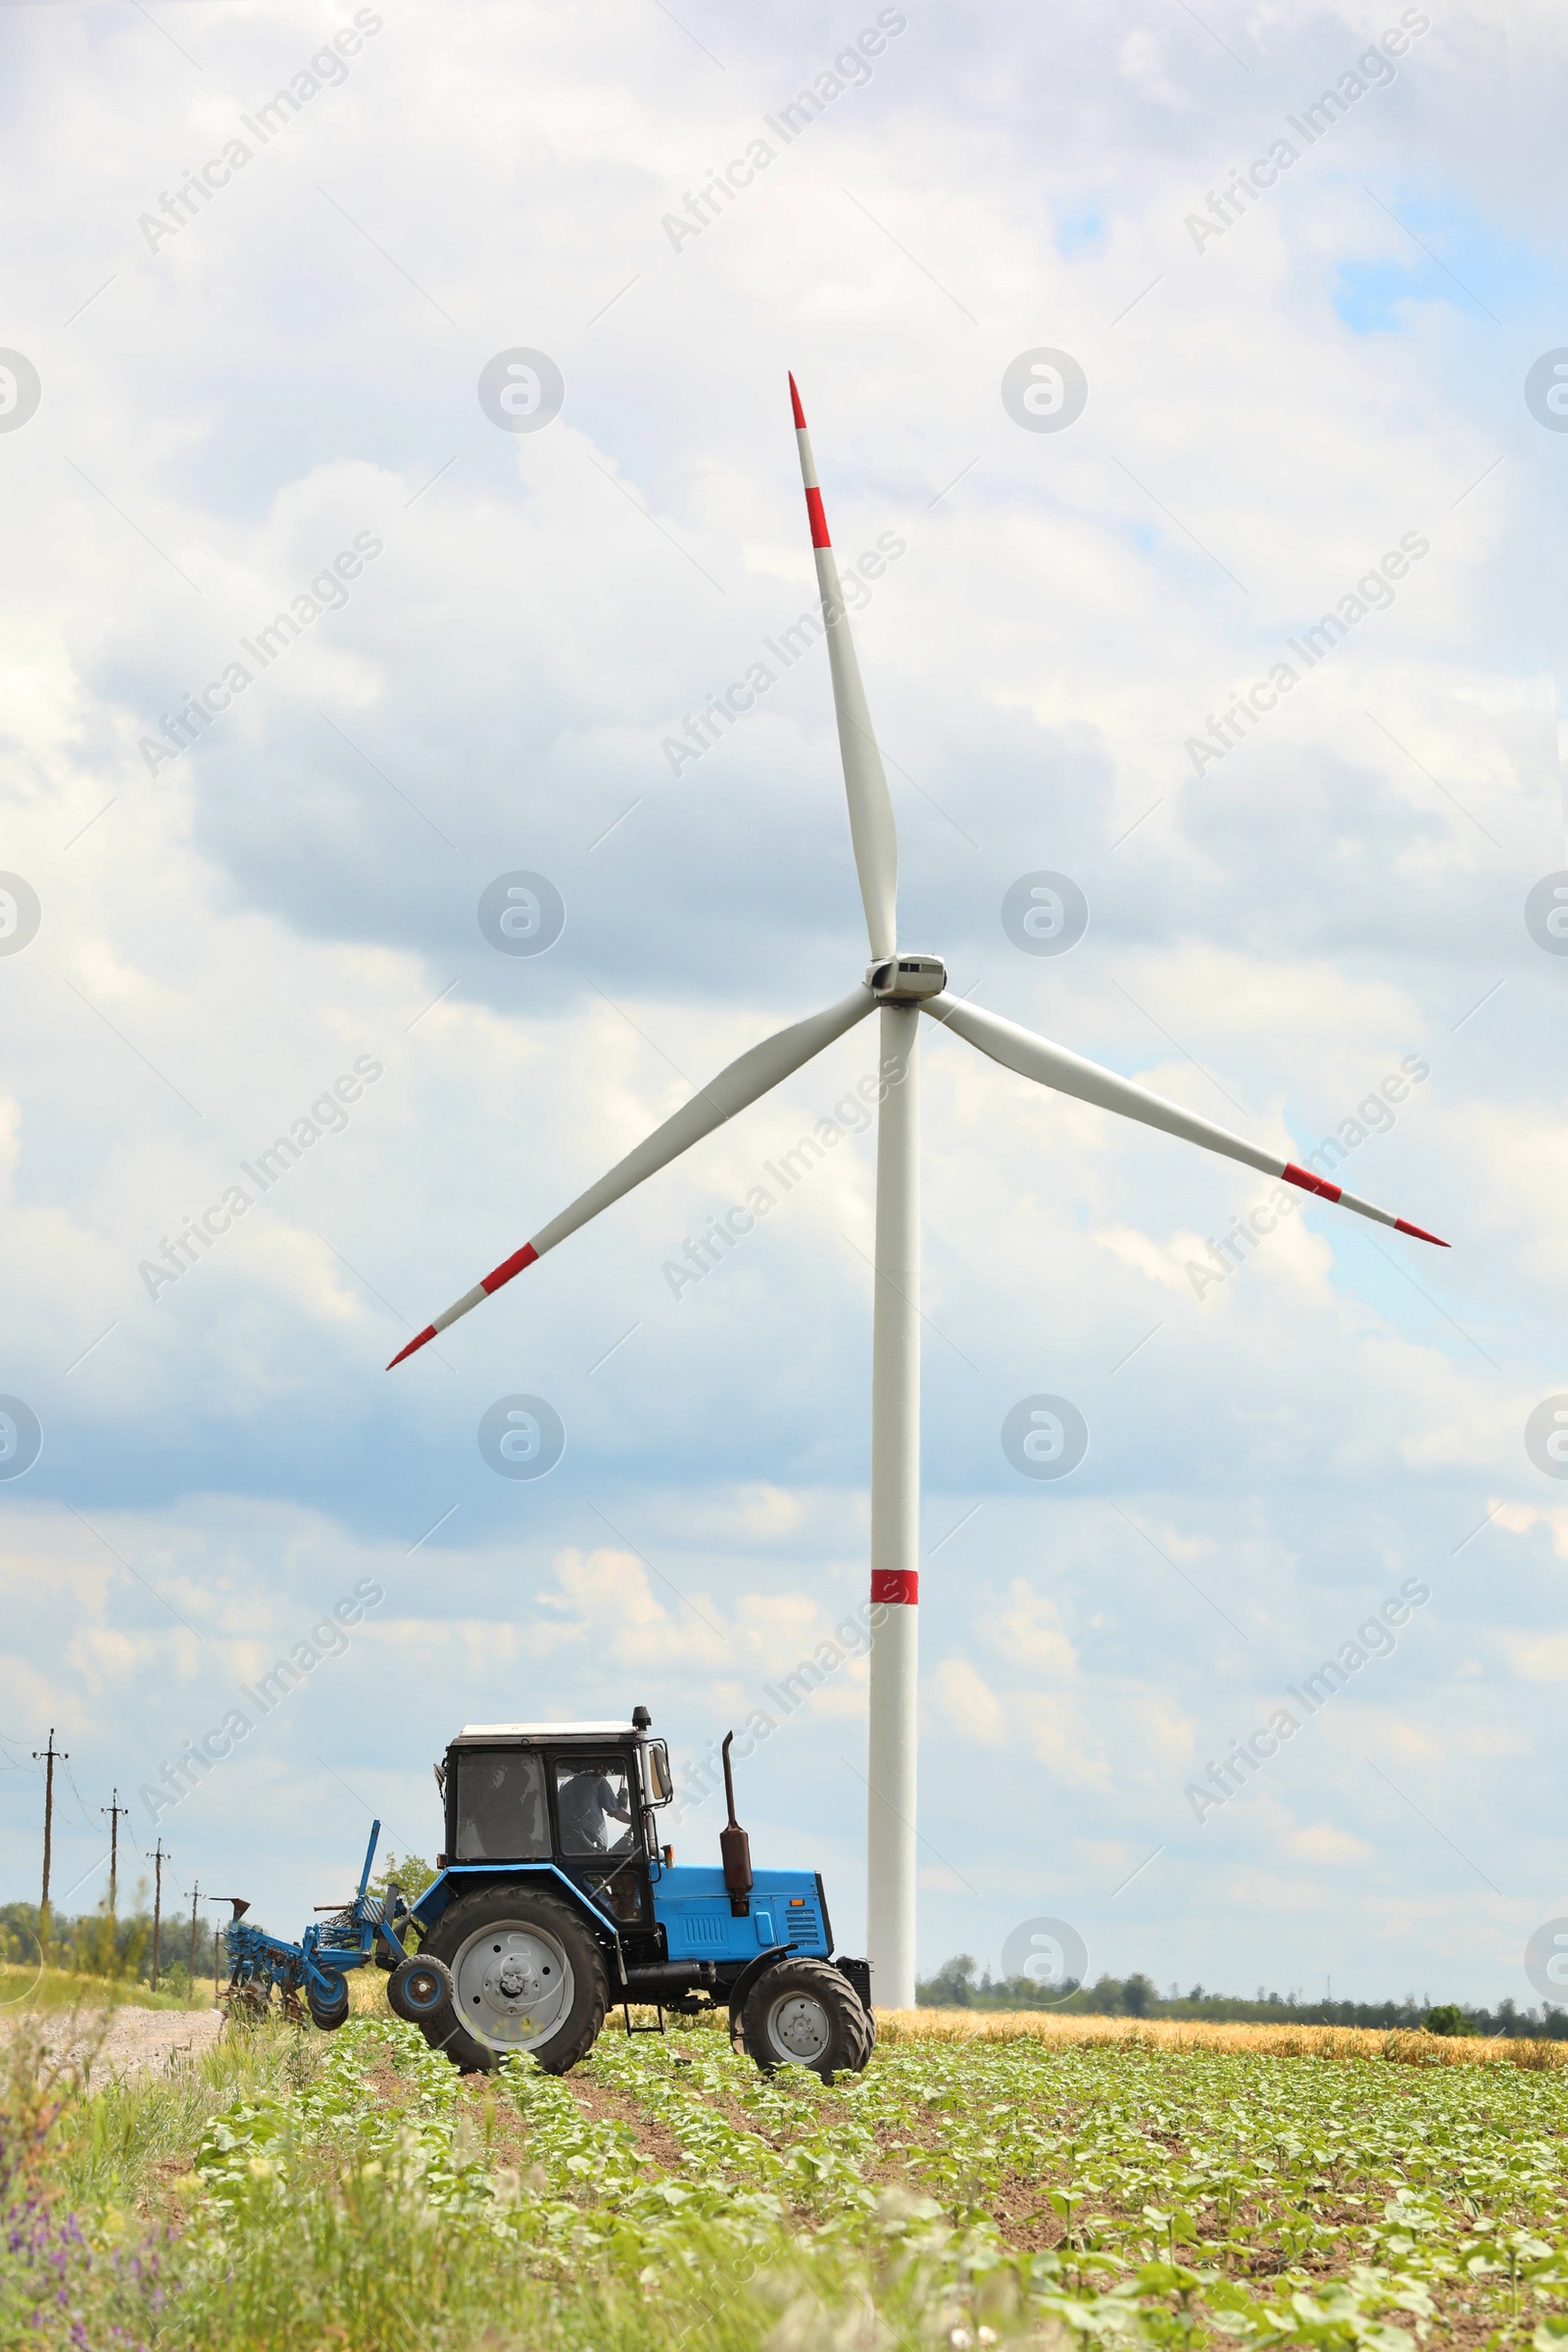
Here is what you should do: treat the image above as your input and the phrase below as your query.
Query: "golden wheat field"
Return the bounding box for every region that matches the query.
[877,2004,1568,2067]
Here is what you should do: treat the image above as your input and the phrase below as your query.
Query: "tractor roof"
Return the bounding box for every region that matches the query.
[455,1721,637,1740]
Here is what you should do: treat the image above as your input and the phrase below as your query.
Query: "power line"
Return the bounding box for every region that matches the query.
[60,1754,97,1830]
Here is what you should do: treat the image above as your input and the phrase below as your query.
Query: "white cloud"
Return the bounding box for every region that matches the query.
[930,1657,1007,1748]
[987,1581,1079,1676]
[1494,1500,1568,1561]
[1285,1823,1373,1866]
[1498,1632,1568,1684]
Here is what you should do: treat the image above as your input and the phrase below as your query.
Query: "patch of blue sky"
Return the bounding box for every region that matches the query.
[1331,179,1562,332]
[1334,255,1451,333]
[1321,1222,1509,1383]
[1055,206,1105,257]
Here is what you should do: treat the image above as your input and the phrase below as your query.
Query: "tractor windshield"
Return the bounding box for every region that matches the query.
[554,1756,636,1855]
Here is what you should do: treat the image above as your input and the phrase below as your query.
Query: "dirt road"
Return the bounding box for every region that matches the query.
[8,2004,226,2082]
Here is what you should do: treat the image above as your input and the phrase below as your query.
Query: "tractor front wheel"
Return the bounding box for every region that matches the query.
[387,1952,456,2029]
[417,1888,608,2076]
[737,1957,873,2079]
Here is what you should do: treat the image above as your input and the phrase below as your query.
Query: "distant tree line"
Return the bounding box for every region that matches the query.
[1,1896,221,1992]
[915,1956,1568,2040]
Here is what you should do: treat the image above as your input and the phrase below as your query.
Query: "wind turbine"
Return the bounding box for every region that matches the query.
[389,375,1448,2008]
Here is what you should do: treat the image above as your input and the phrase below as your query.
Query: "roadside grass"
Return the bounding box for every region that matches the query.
[0,1962,203,2014]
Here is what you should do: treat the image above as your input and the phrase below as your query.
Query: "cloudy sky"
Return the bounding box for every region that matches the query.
[2,0,1566,2007]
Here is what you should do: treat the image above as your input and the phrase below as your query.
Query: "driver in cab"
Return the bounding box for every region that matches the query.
[558,1764,634,1854]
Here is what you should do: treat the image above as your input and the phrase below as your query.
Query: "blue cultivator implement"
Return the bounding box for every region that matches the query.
[223,1818,415,2029]
[222,1708,874,2079]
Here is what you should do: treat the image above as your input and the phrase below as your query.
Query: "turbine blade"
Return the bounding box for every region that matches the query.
[388,984,878,1366]
[924,994,1448,1248]
[789,373,899,961]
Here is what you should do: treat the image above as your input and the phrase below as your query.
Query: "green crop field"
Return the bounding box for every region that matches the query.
[7,2008,1568,2349]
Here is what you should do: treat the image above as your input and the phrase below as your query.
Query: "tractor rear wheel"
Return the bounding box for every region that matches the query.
[738,1956,873,2079]
[417,1888,608,2076]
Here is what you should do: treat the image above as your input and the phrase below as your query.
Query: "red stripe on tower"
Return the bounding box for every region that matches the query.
[481,1242,539,1295]
[871,1570,918,1605]
[1282,1161,1342,1203]
[788,371,807,429]
[805,487,831,548]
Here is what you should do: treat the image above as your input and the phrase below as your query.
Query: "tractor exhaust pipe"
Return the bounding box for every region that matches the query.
[719,1731,753,1915]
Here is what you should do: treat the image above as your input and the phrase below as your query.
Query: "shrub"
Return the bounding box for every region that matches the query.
[1423,2004,1468,2037]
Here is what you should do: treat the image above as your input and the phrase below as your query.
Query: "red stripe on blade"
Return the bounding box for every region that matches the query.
[387,1325,436,1370]
[805,486,830,548]
[788,372,807,429]
[1283,1161,1342,1203]
[1396,1217,1449,1248]
[480,1242,538,1295]
[871,1570,918,1605]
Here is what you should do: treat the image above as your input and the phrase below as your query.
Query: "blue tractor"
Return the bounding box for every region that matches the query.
[222,1709,875,2078]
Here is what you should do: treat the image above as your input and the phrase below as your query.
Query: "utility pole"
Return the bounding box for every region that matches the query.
[151,1840,169,1990]
[100,1788,128,1916]
[187,1881,201,1992]
[31,1729,67,1937]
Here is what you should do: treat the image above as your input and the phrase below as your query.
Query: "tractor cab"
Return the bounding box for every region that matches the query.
[437,1716,665,1936]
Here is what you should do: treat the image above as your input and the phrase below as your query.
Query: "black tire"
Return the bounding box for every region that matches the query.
[306,1975,351,2031]
[740,1956,873,2079]
[833,1994,872,2073]
[387,1952,457,2029]
[830,1962,877,2056]
[417,1887,609,2076]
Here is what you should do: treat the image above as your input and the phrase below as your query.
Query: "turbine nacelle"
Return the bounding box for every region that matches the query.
[867,954,947,1003]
